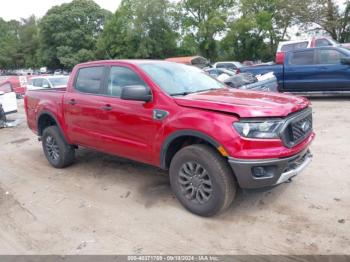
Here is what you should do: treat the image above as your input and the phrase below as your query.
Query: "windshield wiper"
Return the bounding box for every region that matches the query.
[170,88,220,97]
[170,91,193,96]
[191,88,220,94]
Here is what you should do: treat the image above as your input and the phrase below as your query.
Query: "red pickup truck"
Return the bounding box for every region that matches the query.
[24,60,315,216]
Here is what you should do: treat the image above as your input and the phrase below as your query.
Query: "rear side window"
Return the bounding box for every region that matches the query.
[106,66,146,97]
[290,50,315,65]
[75,67,104,94]
[281,42,308,52]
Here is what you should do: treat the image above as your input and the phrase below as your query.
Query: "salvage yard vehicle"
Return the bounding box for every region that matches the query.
[224,72,278,92]
[205,68,236,81]
[241,46,350,96]
[275,37,350,64]
[212,61,243,74]
[24,60,314,216]
[0,76,27,98]
[0,84,18,115]
[165,56,210,69]
[26,76,69,90]
[0,88,18,128]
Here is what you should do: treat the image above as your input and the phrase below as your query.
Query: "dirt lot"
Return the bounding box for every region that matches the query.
[0,99,349,255]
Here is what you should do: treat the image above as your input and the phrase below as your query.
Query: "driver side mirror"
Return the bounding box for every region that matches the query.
[0,91,4,96]
[121,85,152,102]
[341,57,350,65]
[42,83,50,88]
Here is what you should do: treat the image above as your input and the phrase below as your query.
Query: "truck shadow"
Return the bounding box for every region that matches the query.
[72,148,290,218]
[308,97,350,102]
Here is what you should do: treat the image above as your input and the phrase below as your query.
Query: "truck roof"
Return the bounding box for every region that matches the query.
[77,59,167,67]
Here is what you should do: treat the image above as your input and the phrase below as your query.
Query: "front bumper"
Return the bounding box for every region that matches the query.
[228,148,312,189]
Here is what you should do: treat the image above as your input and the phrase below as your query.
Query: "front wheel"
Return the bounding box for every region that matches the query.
[169,144,237,217]
[42,126,75,168]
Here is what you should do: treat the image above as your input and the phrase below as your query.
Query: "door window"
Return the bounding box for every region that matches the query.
[42,79,50,88]
[316,49,343,64]
[33,79,43,87]
[315,39,332,47]
[75,67,104,94]
[281,42,308,52]
[208,69,218,76]
[106,66,146,97]
[290,50,315,65]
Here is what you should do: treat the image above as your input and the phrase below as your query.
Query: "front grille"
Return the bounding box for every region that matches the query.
[291,113,312,141]
[280,109,313,148]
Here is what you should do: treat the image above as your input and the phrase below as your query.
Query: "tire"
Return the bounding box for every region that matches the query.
[0,104,6,128]
[42,126,75,168]
[169,144,237,217]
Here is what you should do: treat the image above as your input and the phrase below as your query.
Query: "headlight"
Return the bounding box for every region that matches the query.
[233,120,284,139]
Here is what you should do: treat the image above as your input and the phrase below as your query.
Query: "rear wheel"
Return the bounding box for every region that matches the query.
[42,126,75,168]
[169,144,237,217]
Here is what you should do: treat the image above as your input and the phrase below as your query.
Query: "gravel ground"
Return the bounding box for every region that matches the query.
[0,98,349,255]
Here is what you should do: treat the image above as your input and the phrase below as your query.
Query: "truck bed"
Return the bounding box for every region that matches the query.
[25,88,66,133]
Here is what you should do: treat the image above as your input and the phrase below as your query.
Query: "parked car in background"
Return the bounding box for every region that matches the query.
[205,68,236,81]
[54,69,63,75]
[165,56,210,69]
[26,76,69,91]
[224,72,278,92]
[212,61,243,73]
[241,46,350,95]
[0,85,17,115]
[0,76,27,98]
[276,37,350,64]
[25,60,314,216]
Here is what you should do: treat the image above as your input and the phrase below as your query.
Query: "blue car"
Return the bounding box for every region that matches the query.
[241,47,350,95]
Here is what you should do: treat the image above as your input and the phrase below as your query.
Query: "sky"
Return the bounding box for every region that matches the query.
[0,0,346,22]
[0,0,121,21]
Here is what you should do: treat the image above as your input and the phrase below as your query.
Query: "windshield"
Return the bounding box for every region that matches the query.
[49,77,69,87]
[140,62,225,96]
[329,38,340,45]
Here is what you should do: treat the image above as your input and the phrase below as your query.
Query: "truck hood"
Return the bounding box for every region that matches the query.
[173,89,310,118]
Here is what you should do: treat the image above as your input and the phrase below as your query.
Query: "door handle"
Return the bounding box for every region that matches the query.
[68,99,76,105]
[101,104,113,111]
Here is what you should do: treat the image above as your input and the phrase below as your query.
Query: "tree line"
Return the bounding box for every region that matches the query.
[0,0,349,70]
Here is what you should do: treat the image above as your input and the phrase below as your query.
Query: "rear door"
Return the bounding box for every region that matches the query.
[63,66,109,150]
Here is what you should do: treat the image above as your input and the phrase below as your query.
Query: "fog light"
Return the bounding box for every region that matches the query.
[252,166,267,178]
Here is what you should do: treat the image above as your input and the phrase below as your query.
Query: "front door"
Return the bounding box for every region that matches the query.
[313,48,350,91]
[95,65,161,164]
